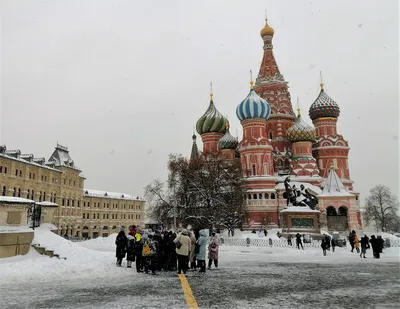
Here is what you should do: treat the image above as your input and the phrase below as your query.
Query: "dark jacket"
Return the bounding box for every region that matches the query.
[115,231,128,259]
[126,234,136,261]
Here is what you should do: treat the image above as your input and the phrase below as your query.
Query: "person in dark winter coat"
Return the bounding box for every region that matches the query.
[370,235,380,258]
[321,239,328,256]
[331,237,336,252]
[115,229,128,267]
[135,231,143,272]
[154,231,164,271]
[126,232,136,268]
[360,235,369,258]
[377,236,384,254]
[142,234,158,275]
[295,233,304,250]
[349,230,356,252]
[324,234,331,251]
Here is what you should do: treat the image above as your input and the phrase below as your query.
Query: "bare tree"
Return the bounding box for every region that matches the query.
[363,185,400,232]
[145,152,245,232]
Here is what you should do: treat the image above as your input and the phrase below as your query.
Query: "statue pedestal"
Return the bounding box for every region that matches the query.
[280,206,322,240]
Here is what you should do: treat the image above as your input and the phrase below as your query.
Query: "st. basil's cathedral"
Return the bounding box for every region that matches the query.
[191,18,363,234]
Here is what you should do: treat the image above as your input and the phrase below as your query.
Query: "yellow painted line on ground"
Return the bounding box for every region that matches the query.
[178,274,199,309]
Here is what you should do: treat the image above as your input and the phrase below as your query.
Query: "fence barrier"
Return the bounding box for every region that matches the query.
[221,237,400,248]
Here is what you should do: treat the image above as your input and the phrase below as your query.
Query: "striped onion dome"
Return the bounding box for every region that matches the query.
[196,94,227,135]
[287,111,317,143]
[218,123,238,150]
[236,83,271,121]
[309,85,340,120]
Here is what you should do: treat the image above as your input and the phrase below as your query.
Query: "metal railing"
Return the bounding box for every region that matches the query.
[221,237,400,248]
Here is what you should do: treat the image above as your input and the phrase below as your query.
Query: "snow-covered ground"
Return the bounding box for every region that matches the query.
[0,227,399,308]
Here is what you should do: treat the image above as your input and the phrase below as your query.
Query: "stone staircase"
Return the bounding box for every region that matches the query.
[31,244,66,260]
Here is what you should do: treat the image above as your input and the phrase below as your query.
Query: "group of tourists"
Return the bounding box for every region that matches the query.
[115,226,220,275]
[319,230,385,258]
[348,230,384,259]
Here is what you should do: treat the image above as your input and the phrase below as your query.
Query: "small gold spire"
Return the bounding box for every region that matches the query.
[297,97,301,117]
[210,82,213,101]
[320,71,324,90]
[250,70,254,89]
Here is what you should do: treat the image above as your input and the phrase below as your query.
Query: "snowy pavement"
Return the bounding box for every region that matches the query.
[0,228,399,309]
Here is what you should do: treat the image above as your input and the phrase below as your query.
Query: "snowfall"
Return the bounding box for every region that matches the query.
[0,225,399,309]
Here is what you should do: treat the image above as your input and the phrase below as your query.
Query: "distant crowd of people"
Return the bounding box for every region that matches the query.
[114,226,220,275]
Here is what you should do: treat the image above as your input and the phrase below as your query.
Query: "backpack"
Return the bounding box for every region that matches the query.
[142,242,151,256]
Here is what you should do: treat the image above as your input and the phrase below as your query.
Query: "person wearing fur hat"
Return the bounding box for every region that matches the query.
[174,229,191,275]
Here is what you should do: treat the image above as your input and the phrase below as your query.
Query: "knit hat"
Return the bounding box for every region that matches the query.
[182,229,188,235]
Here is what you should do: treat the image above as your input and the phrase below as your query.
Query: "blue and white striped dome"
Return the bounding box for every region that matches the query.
[236,89,271,121]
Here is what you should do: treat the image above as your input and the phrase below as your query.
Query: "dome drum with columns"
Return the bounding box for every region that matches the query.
[187,16,360,232]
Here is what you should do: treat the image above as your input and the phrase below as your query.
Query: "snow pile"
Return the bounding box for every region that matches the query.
[0,226,119,282]
[78,233,117,252]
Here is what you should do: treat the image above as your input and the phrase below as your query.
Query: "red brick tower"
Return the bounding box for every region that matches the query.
[309,82,354,190]
[254,18,296,175]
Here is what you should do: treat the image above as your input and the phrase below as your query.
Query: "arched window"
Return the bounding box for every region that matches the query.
[252,165,256,175]
[270,193,276,199]
[27,189,30,199]
[18,188,21,197]
[39,191,42,202]
[259,193,263,200]
[248,194,251,200]
[62,199,65,206]
[338,206,348,216]
[43,192,46,201]
[31,190,34,200]
[13,187,16,197]
[269,132,273,139]
[326,206,337,216]
[253,194,257,200]
[2,186,6,196]
[264,193,269,199]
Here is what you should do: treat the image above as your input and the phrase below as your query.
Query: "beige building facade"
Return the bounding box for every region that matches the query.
[0,144,145,238]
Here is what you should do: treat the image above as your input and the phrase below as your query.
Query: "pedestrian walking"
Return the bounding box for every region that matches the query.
[287,234,293,246]
[354,234,360,253]
[321,238,328,256]
[295,233,304,250]
[360,235,369,258]
[331,237,336,252]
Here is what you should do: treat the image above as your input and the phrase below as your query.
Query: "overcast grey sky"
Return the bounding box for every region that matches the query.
[1,0,399,202]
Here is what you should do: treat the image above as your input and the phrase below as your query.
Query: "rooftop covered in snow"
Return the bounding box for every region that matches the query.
[319,167,353,197]
[83,189,144,201]
[0,196,35,204]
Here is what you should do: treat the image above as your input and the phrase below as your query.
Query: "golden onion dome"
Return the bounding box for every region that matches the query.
[260,19,274,37]
[287,108,317,143]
